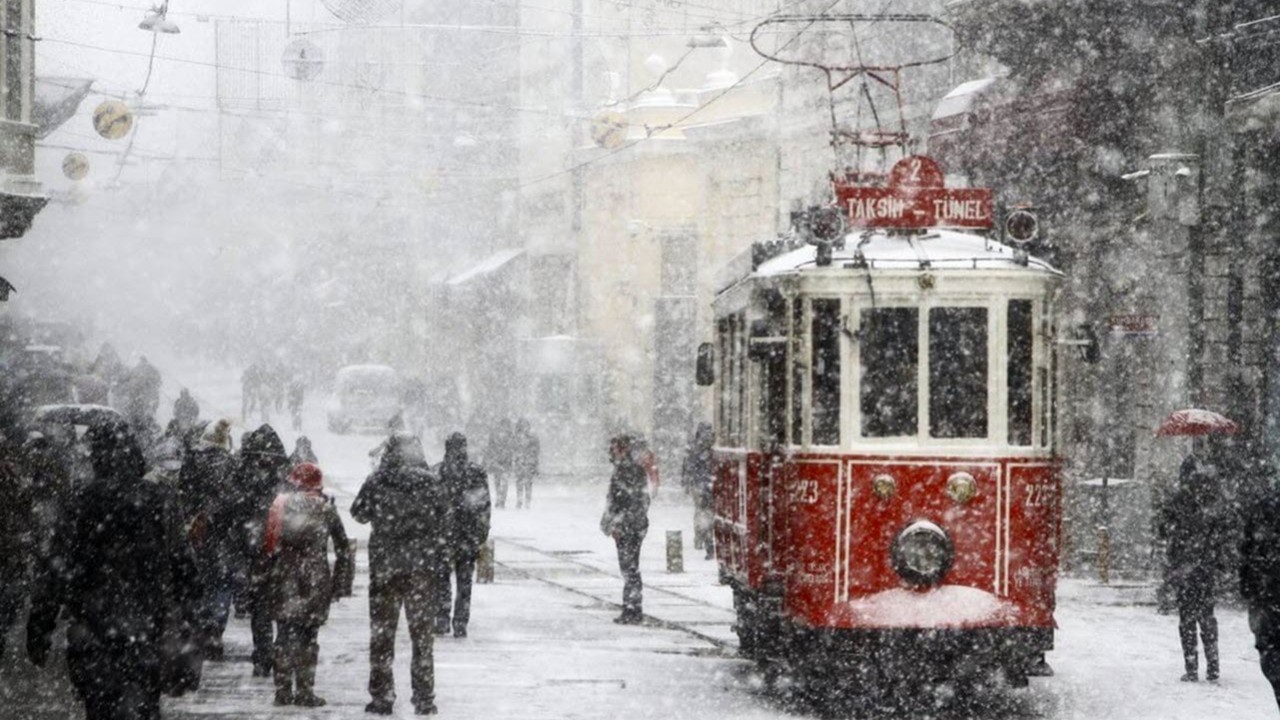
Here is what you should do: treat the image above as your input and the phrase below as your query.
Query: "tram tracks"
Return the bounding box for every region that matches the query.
[493,537,740,656]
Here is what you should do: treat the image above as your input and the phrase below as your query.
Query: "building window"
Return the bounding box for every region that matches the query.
[860,307,918,438]
[1008,300,1034,446]
[929,307,988,439]
[811,299,841,445]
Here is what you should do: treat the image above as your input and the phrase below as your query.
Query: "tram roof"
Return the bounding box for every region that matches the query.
[751,229,1058,281]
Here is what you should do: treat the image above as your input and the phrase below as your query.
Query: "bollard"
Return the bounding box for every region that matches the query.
[1097,526,1110,585]
[476,538,496,584]
[666,530,683,573]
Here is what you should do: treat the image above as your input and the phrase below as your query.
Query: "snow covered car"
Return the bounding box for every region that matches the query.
[326,365,402,434]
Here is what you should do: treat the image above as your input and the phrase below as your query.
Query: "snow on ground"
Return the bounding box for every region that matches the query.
[2,357,1277,719]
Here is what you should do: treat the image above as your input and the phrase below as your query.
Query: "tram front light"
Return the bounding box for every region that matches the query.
[891,520,954,588]
[946,472,977,505]
[872,473,896,500]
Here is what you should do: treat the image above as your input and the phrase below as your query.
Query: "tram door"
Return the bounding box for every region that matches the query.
[752,329,788,578]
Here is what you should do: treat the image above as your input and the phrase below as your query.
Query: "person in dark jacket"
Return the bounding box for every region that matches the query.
[233,424,292,675]
[484,418,513,509]
[601,434,650,624]
[433,432,491,637]
[0,432,32,657]
[173,388,200,433]
[1242,475,1280,710]
[511,418,539,509]
[352,433,450,716]
[681,423,715,560]
[1159,447,1226,682]
[179,418,238,659]
[26,421,200,720]
[287,376,305,432]
[263,462,350,707]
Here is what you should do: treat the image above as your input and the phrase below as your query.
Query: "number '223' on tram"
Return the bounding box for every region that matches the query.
[701,225,1063,688]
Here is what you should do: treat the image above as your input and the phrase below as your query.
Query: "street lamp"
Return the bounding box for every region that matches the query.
[139,2,180,34]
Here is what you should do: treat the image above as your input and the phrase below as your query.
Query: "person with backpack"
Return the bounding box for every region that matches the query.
[433,432,491,637]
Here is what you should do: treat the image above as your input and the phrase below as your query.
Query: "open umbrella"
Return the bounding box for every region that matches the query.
[1155,408,1238,437]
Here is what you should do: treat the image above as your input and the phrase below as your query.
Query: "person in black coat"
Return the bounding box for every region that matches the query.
[1241,475,1280,711]
[173,388,200,434]
[681,422,714,560]
[178,418,237,659]
[26,421,200,720]
[352,433,450,716]
[433,432,491,638]
[1158,447,1226,682]
[601,434,650,625]
[233,424,291,676]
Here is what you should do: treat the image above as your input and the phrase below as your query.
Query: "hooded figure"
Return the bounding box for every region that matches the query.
[290,436,318,467]
[511,418,539,509]
[178,418,238,658]
[351,433,450,716]
[233,424,291,675]
[1159,447,1227,682]
[262,462,349,707]
[601,434,650,624]
[27,421,201,720]
[484,418,514,509]
[432,433,491,637]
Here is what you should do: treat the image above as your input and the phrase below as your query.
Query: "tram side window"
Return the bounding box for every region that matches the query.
[929,307,989,439]
[861,307,918,437]
[791,300,804,445]
[1007,300,1034,446]
[811,299,841,445]
[717,318,730,444]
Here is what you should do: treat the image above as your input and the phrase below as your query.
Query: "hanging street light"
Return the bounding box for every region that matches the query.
[139,2,180,34]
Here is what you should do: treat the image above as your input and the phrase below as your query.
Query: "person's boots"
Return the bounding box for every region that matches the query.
[293,644,326,706]
[1206,645,1221,682]
[273,670,294,705]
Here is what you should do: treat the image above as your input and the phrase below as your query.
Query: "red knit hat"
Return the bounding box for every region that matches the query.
[289,462,323,491]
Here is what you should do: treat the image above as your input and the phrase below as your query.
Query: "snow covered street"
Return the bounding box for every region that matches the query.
[2,361,1277,720]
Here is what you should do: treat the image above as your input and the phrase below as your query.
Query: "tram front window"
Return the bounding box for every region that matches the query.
[929,307,988,439]
[861,307,918,438]
[1008,300,1034,446]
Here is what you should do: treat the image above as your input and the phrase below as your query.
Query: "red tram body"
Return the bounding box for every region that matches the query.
[709,225,1062,686]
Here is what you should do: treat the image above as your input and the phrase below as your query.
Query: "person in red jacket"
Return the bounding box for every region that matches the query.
[262,463,351,707]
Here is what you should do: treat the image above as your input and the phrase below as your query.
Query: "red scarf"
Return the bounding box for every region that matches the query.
[264,462,324,555]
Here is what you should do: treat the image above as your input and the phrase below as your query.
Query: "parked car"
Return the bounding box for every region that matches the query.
[326,365,402,434]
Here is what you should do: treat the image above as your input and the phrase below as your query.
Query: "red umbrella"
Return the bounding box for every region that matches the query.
[1155,408,1239,437]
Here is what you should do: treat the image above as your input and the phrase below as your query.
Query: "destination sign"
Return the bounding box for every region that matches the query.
[836,186,994,229]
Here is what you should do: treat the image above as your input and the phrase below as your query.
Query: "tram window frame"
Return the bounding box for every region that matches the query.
[810,298,842,446]
[1007,299,1035,446]
[928,306,990,440]
[860,306,920,439]
[790,298,805,446]
[716,317,730,445]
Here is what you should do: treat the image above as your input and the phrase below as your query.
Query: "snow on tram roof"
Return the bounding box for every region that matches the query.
[754,229,1059,278]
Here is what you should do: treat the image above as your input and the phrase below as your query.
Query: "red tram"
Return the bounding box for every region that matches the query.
[702,158,1062,690]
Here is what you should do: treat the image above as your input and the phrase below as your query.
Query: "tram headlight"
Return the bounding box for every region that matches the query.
[871,473,897,500]
[891,520,954,588]
[946,472,978,505]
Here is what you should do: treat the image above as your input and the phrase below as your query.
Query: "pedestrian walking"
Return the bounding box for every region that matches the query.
[242,363,263,422]
[484,418,514,509]
[681,422,715,560]
[233,424,292,676]
[291,435,318,467]
[1158,444,1226,682]
[173,388,200,433]
[512,418,540,509]
[262,462,351,707]
[1241,471,1280,711]
[287,375,305,432]
[433,432,491,637]
[0,431,32,657]
[600,434,650,624]
[26,421,201,720]
[352,433,450,716]
[178,418,238,659]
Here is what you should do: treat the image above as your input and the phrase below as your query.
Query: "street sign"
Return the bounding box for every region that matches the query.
[282,39,324,81]
[590,111,627,150]
[835,155,993,230]
[92,100,133,140]
[62,153,89,181]
[1108,314,1158,337]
